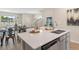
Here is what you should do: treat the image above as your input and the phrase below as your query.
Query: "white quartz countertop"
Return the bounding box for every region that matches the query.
[18,27,70,49]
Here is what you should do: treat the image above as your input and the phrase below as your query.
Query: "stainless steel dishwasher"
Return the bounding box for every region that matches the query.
[41,38,59,50]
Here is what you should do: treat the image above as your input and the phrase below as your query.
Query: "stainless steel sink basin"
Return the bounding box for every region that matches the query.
[51,30,65,34]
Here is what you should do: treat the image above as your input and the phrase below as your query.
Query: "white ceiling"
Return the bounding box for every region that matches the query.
[0,8,44,14]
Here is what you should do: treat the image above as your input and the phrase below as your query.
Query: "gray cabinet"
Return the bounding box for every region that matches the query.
[43,33,70,50]
[59,33,70,50]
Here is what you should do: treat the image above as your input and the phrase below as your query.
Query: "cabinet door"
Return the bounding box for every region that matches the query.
[60,39,66,50]
[66,33,70,49]
[59,35,67,50]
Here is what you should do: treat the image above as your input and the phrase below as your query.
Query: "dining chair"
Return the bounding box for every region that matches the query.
[0,31,6,46]
[18,25,26,33]
[5,28,16,46]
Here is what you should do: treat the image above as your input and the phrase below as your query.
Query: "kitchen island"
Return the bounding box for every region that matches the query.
[17,27,70,50]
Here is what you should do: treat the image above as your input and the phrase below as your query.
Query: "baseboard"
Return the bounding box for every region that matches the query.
[70,40,79,44]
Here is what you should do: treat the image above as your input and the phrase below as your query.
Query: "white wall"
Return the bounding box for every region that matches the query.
[42,8,55,26]
[16,14,23,25]
[42,8,79,43]
[53,8,67,28]
[22,14,44,27]
[22,14,33,27]
[0,11,18,16]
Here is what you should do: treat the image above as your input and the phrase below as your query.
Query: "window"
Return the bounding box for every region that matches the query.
[0,16,16,28]
[0,16,16,22]
[46,17,53,27]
